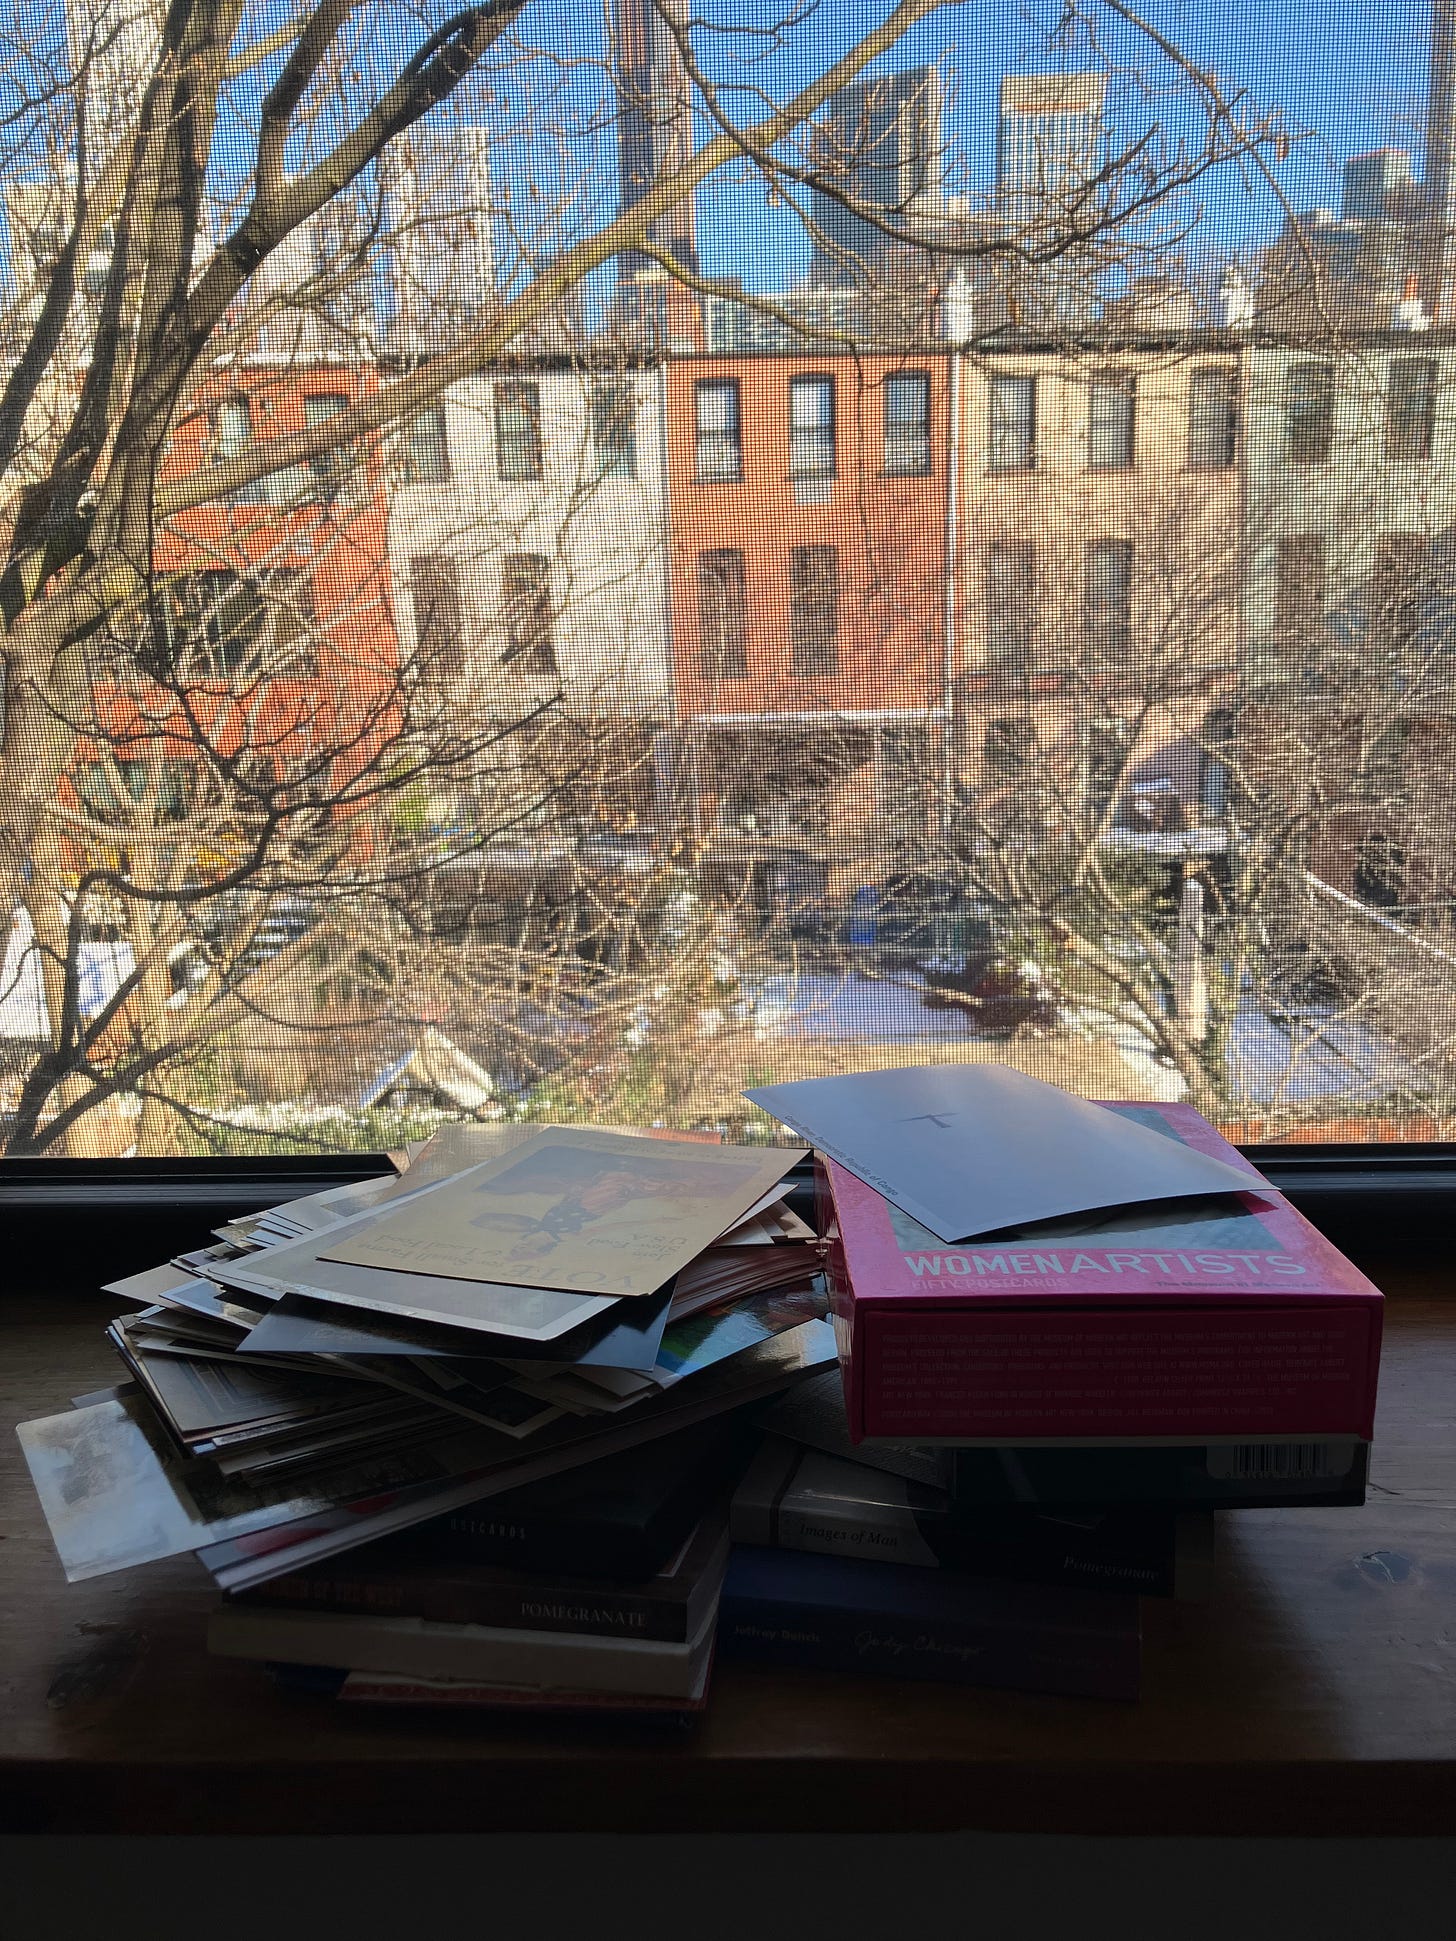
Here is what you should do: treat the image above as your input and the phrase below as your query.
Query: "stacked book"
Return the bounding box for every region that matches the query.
[721,1065,1385,1703]
[17,1121,832,1717]
[16,1067,1385,1715]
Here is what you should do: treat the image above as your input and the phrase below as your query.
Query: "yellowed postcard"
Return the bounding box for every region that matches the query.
[318,1128,805,1297]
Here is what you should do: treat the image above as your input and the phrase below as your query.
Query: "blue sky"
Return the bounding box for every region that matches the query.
[6,2,1437,296]
[672,0,1443,285]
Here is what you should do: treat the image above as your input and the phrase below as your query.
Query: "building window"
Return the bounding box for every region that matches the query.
[400,404,450,483]
[304,391,354,498]
[1080,714,1131,812]
[494,381,543,481]
[984,717,1035,778]
[501,553,555,673]
[1285,361,1335,463]
[212,396,252,462]
[1084,539,1133,653]
[1274,535,1327,647]
[212,395,271,505]
[1387,358,1438,463]
[789,375,837,479]
[789,544,839,676]
[985,540,1036,673]
[592,383,638,478]
[883,371,931,475]
[1368,533,1432,652]
[988,374,1036,471]
[1088,373,1135,469]
[1188,366,1238,468]
[154,569,315,679]
[697,549,748,679]
[695,379,742,481]
[410,555,465,678]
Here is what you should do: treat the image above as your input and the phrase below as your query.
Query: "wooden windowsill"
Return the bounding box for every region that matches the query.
[3,1269,1455,1837]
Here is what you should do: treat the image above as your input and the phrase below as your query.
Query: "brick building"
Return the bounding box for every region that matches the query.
[664,349,954,877]
[75,360,403,842]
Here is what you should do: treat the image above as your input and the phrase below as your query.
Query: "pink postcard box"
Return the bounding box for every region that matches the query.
[817,1103,1384,1444]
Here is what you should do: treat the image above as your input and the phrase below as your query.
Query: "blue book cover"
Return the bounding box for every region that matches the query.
[719,1544,1140,1700]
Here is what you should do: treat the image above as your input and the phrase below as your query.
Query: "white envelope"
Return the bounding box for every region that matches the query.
[744,1064,1259,1243]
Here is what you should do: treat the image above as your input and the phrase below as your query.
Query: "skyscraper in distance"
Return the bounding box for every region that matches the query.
[388,126,495,357]
[992,73,1106,329]
[67,0,162,139]
[810,66,946,287]
[996,73,1106,219]
[610,0,699,284]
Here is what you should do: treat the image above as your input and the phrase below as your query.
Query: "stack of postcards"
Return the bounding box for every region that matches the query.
[18,1122,833,1717]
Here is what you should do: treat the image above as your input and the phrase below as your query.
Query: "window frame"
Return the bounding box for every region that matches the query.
[1187,365,1239,470]
[409,553,466,678]
[788,374,838,481]
[988,373,1037,473]
[697,547,749,679]
[883,370,932,477]
[494,380,544,483]
[1285,360,1336,465]
[788,543,840,678]
[985,538,1037,673]
[153,566,317,680]
[1386,357,1438,465]
[1083,537,1134,655]
[303,391,355,499]
[591,382,639,480]
[500,552,556,674]
[400,403,451,485]
[694,378,743,483]
[1274,533,1329,648]
[1087,371,1136,471]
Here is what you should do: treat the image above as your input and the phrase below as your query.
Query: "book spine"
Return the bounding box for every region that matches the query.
[859,1305,1377,1443]
[717,1591,1140,1701]
[434,1513,663,1581]
[949,1439,1369,1509]
[241,1572,691,1642]
[731,1497,1180,1598]
[208,1608,707,1698]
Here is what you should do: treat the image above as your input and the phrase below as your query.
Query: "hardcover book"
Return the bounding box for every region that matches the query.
[947,1435,1370,1509]
[209,1592,718,1699]
[731,1436,1212,1597]
[417,1415,755,1578]
[718,1544,1141,1700]
[267,1659,713,1716]
[819,1102,1384,1444]
[239,1511,730,1642]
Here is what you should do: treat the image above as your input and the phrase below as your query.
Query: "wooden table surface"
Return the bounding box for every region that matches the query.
[4,1274,1455,1837]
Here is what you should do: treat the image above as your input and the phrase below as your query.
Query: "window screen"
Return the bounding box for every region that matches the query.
[695,379,742,480]
[1088,373,1135,469]
[401,404,451,483]
[789,375,837,478]
[698,548,749,678]
[1187,368,1238,469]
[988,374,1036,470]
[3,5,1449,1158]
[592,383,638,477]
[494,381,543,480]
[884,372,931,474]
[789,545,840,675]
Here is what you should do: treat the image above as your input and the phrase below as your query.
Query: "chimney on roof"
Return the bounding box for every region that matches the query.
[1395,271,1433,330]
[1215,263,1255,329]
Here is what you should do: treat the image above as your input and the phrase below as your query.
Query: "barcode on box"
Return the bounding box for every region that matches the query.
[1206,1440,1354,1482]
